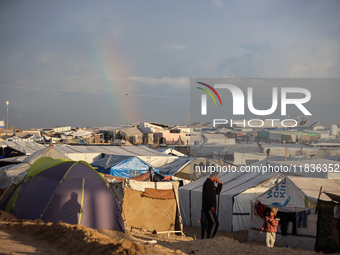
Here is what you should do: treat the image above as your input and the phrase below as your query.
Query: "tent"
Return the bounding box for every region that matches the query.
[0,142,178,166]
[90,155,160,178]
[0,145,68,189]
[179,171,284,232]
[5,157,125,232]
[250,157,340,178]
[249,176,340,250]
[121,180,183,233]
[154,148,187,157]
[158,157,221,180]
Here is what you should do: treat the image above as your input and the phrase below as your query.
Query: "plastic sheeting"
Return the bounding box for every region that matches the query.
[91,155,160,178]
[0,163,30,189]
[158,157,191,176]
[0,142,178,167]
[0,146,68,189]
[158,157,220,180]
[246,158,340,179]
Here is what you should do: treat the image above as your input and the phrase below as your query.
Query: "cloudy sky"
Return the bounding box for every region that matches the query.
[0,0,339,129]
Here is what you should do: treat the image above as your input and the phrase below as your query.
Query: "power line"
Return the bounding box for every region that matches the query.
[0,84,190,99]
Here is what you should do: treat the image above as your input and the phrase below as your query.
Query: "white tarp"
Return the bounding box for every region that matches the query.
[179,171,283,231]
[0,141,46,155]
[0,142,177,167]
[158,157,221,180]
[158,157,191,176]
[0,146,69,189]
[0,163,30,189]
[54,145,178,166]
[126,179,177,192]
[248,158,340,179]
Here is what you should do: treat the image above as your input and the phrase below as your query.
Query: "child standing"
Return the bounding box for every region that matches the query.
[260,207,279,247]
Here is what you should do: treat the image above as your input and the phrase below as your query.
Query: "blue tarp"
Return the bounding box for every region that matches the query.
[91,155,160,178]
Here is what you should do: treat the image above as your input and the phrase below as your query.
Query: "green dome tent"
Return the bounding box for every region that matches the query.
[5,157,125,232]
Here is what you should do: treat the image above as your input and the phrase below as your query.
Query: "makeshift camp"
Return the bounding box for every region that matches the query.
[179,171,284,232]
[249,176,340,251]
[121,180,183,234]
[91,155,160,178]
[5,157,125,232]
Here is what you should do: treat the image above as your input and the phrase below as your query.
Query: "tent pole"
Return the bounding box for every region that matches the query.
[189,190,192,226]
[39,162,78,219]
[39,179,64,219]
[315,186,323,214]
[217,193,220,218]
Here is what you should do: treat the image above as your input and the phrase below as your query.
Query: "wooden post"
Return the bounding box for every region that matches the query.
[315,186,323,214]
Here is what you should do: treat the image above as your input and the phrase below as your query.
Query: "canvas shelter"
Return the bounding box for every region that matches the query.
[0,145,68,189]
[250,157,340,178]
[5,157,125,232]
[158,157,221,180]
[0,145,69,210]
[0,142,178,167]
[179,171,284,232]
[0,141,46,158]
[55,144,178,167]
[121,180,183,233]
[249,176,340,250]
[154,148,187,157]
[90,155,160,178]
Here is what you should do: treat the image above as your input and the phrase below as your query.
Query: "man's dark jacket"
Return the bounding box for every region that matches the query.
[202,178,222,211]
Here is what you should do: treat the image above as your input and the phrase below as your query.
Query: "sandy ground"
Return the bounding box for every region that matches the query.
[0,211,322,255]
[0,229,66,255]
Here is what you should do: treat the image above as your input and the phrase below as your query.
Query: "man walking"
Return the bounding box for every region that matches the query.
[201,171,222,238]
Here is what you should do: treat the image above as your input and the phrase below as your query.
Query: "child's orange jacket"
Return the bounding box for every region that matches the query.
[261,216,279,233]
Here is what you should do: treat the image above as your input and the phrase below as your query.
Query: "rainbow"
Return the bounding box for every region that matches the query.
[93,37,139,125]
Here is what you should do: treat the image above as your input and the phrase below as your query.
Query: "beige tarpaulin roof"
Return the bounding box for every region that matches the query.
[289,176,340,202]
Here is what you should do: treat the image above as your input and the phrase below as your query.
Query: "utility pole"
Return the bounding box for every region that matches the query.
[6,101,9,129]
